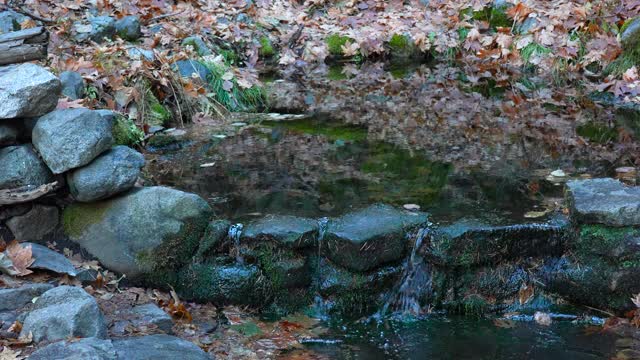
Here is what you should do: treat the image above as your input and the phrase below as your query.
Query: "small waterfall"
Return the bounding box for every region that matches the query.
[379,227,433,317]
[317,217,329,243]
[228,223,244,264]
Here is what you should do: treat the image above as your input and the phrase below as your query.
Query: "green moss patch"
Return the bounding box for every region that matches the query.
[112,116,145,147]
[62,202,110,239]
[326,34,356,57]
[259,36,276,58]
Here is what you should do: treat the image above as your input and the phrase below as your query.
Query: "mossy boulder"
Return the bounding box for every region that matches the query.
[176,260,269,306]
[194,220,231,261]
[427,216,570,267]
[242,215,318,249]
[251,245,311,289]
[621,17,640,51]
[322,204,428,272]
[63,186,212,282]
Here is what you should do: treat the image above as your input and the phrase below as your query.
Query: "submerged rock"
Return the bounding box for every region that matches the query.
[177,261,268,306]
[242,215,318,248]
[0,283,53,312]
[67,146,145,202]
[0,63,61,119]
[0,145,53,190]
[112,335,209,360]
[63,187,212,280]
[30,338,116,360]
[427,216,570,267]
[322,204,428,272]
[33,109,114,174]
[6,205,58,242]
[21,286,107,342]
[566,178,640,226]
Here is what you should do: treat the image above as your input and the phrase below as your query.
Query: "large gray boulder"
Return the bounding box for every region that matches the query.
[21,286,107,342]
[63,187,212,279]
[0,283,53,311]
[30,338,116,360]
[621,17,640,50]
[6,205,58,242]
[323,204,429,272]
[112,335,210,360]
[67,146,145,202]
[566,178,640,226]
[242,215,317,248]
[0,63,61,119]
[32,109,113,174]
[0,145,53,190]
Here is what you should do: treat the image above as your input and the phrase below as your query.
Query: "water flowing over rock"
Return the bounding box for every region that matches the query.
[32,109,114,174]
[566,178,640,226]
[322,204,429,272]
[63,186,212,280]
[0,145,53,190]
[67,146,145,202]
[21,286,107,342]
[242,214,318,248]
[0,63,61,119]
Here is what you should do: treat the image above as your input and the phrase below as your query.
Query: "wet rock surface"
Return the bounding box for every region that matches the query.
[242,214,318,248]
[33,109,114,174]
[323,204,428,272]
[566,178,640,226]
[21,285,107,342]
[67,145,145,202]
[0,63,61,119]
[64,186,212,279]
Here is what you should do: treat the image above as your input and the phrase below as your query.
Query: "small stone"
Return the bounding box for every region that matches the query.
[0,63,61,119]
[115,16,142,41]
[23,242,77,276]
[130,303,173,333]
[21,286,107,342]
[6,205,59,242]
[172,59,212,82]
[67,146,145,202]
[59,71,86,100]
[32,109,114,174]
[87,16,116,42]
[0,283,53,311]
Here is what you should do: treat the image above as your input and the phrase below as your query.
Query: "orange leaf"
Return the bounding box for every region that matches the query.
[6,241,34,276]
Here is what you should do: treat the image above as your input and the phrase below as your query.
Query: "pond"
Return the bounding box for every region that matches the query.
[142,63,640,358]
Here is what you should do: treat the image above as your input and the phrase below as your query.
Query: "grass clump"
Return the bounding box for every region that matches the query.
[326,34,355,57]
[604,48,640,77]
[112,116,145,147]
[259,36,276,58]
[520,42,552,64]
[203,62,267,112]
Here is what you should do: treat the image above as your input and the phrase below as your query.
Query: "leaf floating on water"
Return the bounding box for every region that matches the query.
[493,319,516,328]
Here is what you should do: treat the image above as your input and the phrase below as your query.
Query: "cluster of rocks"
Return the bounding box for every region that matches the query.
[0,284,208,359]
[0,62,146,245]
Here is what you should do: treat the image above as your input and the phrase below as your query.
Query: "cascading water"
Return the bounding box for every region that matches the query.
[312,217,331,318]
[228,223,244,264]
[379,227,433,317]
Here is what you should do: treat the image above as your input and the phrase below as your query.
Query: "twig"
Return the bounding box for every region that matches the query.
[1,2,54,24]
[583,305,615,318]
[146,10,185,24]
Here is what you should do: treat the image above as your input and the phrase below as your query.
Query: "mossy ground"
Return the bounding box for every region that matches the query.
[112,116,145,147]
[326,34,359,59]
[259,36,276,58]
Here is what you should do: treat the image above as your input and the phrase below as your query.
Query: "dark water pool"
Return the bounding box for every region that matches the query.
[294,317,617,360]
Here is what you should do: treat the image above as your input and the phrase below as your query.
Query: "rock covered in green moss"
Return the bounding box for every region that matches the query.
[194,219,231,261]
[63,186,212,281]
[111,115,145,147]
[387,33,419,59]
[259,36,275,58]
[322,204,428,272]
[242,215,318,248]
[176,260,269,306]
[428,216,570,267]
[621,17,640,51]
[182,36,213,56]
[566,178,640,226]
[252,245,311,289]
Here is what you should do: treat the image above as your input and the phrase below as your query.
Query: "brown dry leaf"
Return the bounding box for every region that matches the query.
[493,319,516,328]
[5,241,33,277]
[7,321,22,334]
[518,283,535,305]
